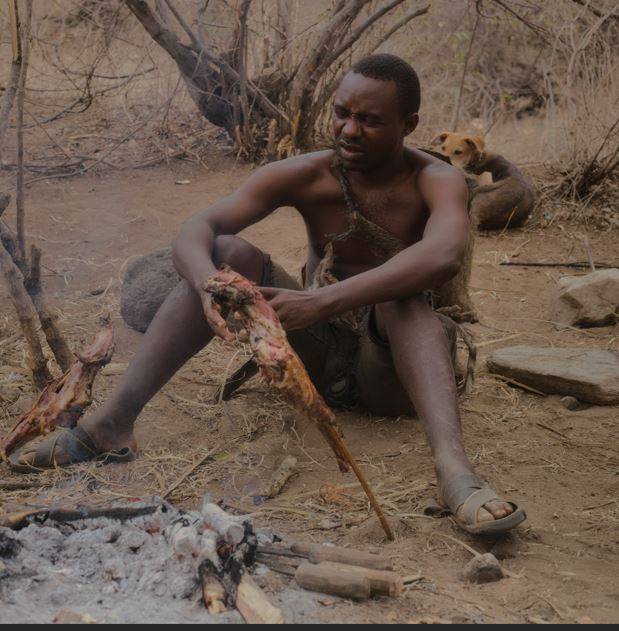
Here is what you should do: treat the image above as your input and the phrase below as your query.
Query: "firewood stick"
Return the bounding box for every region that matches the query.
[0,504,159,529]
[205,267,394,541]
[202,501,246,545]
[0,239,51,389]
[295,562,372,601]
[290,542,394,571]
[235,574,284,624]
[199,565,227,615]
[317,561,403,597]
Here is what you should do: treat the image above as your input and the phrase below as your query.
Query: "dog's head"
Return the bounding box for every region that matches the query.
[431,131,486,170]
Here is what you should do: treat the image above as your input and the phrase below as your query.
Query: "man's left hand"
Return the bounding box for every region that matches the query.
[258,287,327,331]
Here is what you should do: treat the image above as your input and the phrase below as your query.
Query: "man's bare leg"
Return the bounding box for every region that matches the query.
[375,294,513,524]
[16,236,265,466]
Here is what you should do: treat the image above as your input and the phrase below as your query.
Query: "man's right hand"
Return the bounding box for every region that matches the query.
[199,290,235,342]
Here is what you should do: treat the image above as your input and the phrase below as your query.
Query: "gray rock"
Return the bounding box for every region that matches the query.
[462,553,503,584]
[555,269,619,327]
[120,248,180,333]
[560,395,580,410]
[487,346,619,405]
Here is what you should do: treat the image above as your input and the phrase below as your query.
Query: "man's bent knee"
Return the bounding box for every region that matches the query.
[212,235,265,279]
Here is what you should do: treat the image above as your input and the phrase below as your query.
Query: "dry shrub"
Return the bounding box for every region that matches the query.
[0,0,616,219]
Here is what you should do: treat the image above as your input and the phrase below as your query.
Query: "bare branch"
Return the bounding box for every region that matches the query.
[489,0,550,44]
[324,0,408,68]
[320,5,430,105]
[237,0,253,140]
[570,0,619,21]
[25,245,74,372]
[367,4,430,52]
[0,240,52,389]
[0,0,21,163]
[15,0,33,266]
[451,10,480,132]
[124,0,283,127]
[163,0,203,51]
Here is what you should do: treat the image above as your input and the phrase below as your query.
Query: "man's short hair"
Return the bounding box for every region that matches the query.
[351,53,421,116]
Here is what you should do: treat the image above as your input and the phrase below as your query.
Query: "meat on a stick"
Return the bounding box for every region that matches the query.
[1,322,114,459]
[204,266,394,541]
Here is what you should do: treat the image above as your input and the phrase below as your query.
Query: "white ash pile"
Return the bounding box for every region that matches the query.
[0,497,281,624]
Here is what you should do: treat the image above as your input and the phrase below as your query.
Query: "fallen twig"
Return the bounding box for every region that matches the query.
[162,447,218,499]
[0,480,42,491]
[500,260,616,269]
[433,533,522,579]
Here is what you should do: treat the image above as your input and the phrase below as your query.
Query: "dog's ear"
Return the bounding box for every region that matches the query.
[465,135,485,154]
[431,131,450,146]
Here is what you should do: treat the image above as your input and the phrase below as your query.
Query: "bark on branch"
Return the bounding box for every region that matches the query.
[0,240,52,389]
[324,0,408,68]
[0,0,21,163]
[25,245,74,372]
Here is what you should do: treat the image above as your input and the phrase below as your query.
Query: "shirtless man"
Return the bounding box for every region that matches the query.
[11,54,525,535]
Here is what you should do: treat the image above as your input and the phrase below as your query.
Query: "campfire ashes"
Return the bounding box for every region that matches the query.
[0,497,316,624]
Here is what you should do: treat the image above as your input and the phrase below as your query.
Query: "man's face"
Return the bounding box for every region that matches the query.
[332,72,418,172]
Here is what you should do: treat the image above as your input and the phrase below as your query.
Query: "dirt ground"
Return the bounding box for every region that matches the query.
[0,154,617,624]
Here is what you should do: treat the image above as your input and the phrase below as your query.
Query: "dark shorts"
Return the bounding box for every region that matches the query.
[262,255,457,417]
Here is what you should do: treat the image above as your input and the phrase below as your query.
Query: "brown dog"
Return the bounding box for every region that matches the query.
[432,132,536,230]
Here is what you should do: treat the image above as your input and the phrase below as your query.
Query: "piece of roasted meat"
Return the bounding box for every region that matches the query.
[1,323,114,459]
[204,266,393,540]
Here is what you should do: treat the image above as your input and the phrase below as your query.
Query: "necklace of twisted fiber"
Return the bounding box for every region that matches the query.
[314,160,475,395]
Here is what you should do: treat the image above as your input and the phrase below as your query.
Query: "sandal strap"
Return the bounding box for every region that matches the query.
[52,427,97,464]
[442,473,486,512]
[460,487,500,526]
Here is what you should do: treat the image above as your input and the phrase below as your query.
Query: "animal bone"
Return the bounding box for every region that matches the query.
[0,322,114,458]
[204,266,393,541]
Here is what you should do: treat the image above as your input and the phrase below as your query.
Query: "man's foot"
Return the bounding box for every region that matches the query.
[437,470,526,535]
[8,414,137,472]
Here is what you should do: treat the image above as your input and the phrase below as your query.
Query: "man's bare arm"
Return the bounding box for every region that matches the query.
[171,157,312,290]
[316,164,469,318]
[171,157,314,336]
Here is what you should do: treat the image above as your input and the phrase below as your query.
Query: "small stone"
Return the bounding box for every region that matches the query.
[560,395,580,410]
[462,553,504,584]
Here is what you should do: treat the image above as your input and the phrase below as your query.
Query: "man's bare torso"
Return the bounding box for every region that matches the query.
[286,147,445,281]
